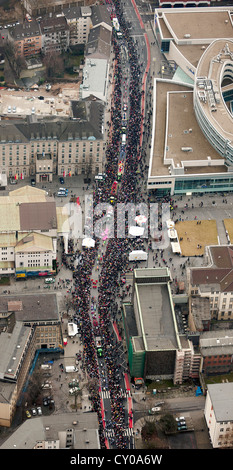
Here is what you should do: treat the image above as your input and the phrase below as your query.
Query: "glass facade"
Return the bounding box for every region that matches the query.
[174,175,233,193]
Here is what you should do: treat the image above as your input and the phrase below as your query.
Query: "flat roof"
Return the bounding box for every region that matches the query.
[149,79,225,179]
[166,88,224,164]
[0,321,31,381]
[135,282,179,352]
[207,382,233,422]
[81,58,108,100]
[162,10,233,42]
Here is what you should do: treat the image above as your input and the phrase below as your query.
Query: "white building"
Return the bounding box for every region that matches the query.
[0,186,60,277]
[204,382,233,448]
[80,58,109,102]
[188,245,233,321]
[62,6,92,45]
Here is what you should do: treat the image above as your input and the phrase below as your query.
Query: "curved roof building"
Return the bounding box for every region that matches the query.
[194,40,233,167]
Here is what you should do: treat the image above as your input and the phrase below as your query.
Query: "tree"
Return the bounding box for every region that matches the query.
[159,413,177,434]
[43,52,64,78]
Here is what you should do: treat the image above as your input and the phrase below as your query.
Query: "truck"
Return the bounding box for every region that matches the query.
[95,336,103,357]
[129,250,148,261]
[65,365,78,373]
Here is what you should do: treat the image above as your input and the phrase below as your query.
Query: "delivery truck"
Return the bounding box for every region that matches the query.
[65,365,78,373]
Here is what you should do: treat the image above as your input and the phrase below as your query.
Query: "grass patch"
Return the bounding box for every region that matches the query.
[0,277,10,285]
[205,372,233,385]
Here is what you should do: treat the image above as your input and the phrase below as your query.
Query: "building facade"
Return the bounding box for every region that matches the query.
[188,245,233,321]
[204,382,233,448]
[0,111,105,181]
[0,293,62,427]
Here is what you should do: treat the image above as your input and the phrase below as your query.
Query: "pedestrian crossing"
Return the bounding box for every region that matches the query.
[104,428,134,438]
[101,389,132,400]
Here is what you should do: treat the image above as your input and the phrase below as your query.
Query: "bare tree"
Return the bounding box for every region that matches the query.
[43,52,64,78]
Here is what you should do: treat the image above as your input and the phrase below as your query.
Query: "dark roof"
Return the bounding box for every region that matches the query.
[190,245,233,292]
[91,5,112,29]
[40,16,69,33]
[63,6,81,19]
[0,293,59,322]
[19,201,57,231]
[9,20,41,40]
[0,117,104,144]
[86,25,111,59]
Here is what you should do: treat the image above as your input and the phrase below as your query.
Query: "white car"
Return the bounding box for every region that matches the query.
[45,278,55,284]
[37,406,42,415]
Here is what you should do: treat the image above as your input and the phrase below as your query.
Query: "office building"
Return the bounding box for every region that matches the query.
[122,268,201,384]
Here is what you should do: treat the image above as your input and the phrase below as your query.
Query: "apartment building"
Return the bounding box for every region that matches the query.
[199,330,233,376]
[204,382,233,448]
[23,0,83,18]
[0,293,61,427]
[40,16,70,54]
[9,20,42,58]
[188,245,233,321]
[62,6,92,45]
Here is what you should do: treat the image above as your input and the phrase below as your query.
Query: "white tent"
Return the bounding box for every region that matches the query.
[82,237,95,248]
[129,226,144,237]
[129,250,148,261]
[171,242,181,253]
[68,322,78,337]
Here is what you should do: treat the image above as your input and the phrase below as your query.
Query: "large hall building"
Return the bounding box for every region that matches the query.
[148,7,233,196]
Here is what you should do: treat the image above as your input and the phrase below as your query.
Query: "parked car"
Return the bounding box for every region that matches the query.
[31,408,37,416]
[26,410,31,418]
[31,178,36,186]
[59,177,64,184]
[45,278,55,284]
[37,406,42,415]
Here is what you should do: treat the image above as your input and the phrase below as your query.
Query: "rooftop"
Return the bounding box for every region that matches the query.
[190,245,233,292]
[194,39,233,142]
[161,9,233,42]
[0,321,31,382]
[200,330,233,356]
[0,412,100,449]
[149,79,225,179]
[207,382,233,422]
[133,268,180,352]
[0,293,59,323]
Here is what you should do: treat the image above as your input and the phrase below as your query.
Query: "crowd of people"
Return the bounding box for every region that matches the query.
[61,0,150,449]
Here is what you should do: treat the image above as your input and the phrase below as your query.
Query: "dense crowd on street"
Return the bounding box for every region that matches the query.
[61,0,169,449]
